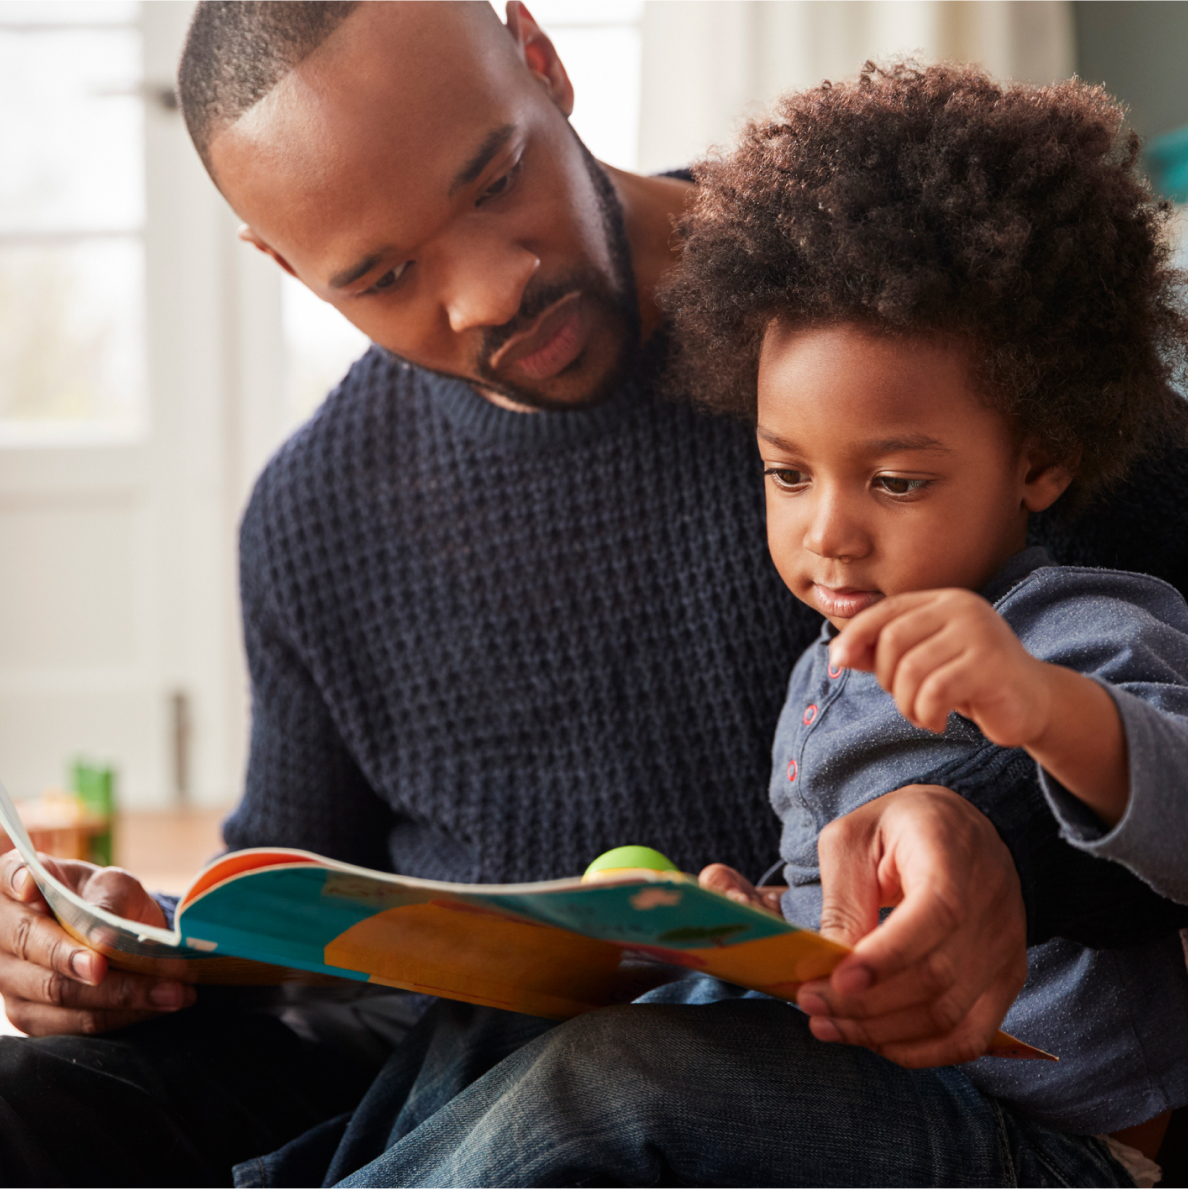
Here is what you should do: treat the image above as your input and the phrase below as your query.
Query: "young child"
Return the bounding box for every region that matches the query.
[665,62,1188,1150]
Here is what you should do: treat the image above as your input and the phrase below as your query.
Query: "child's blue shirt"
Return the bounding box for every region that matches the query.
[771,546,1188,1133]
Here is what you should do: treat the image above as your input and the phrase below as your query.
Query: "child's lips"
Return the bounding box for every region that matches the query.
[812,586,883,619]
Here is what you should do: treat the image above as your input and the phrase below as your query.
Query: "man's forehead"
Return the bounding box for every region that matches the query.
[209,2,534,283]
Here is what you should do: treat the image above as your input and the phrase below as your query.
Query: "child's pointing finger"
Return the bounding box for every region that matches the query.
[830,592,933,671]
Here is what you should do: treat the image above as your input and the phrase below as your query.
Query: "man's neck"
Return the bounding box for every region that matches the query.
[605,164,695,344]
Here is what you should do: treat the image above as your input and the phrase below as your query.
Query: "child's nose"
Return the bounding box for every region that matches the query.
[803,492,869,561]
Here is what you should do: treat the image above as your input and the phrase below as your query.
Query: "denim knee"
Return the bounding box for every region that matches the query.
[514,1003,730,1130]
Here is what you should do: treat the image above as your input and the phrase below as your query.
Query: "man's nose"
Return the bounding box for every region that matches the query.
[803,490,870,561]
[442,243,540,335]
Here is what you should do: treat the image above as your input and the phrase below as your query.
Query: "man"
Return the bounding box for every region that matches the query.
[0,4,1184,1185]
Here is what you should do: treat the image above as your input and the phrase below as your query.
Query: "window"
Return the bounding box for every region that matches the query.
[282,273,370,431]
[533,0,643,171]
[0,1,146,444]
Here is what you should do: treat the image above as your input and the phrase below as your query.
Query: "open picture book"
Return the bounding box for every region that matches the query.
[0,781,1051,1060]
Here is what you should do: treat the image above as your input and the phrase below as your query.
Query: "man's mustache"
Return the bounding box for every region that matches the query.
[478,277,588,375]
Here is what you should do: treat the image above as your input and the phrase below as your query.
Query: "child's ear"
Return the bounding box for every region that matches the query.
[1020,443,1076,513]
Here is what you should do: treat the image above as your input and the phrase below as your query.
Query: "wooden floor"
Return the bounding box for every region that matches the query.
[1,805,230,1036]
[115,805,230,896]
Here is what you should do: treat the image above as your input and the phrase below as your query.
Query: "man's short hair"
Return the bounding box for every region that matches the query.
[177,1,362,174]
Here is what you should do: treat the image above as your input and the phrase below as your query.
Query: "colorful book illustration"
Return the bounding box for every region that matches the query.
[0,783,1051,1060]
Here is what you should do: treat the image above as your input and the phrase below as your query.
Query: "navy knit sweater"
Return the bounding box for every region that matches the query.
[228,338,800,886]
[225,338,1188,944]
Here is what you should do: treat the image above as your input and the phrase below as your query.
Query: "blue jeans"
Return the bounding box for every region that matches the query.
[236,978,1132,1188]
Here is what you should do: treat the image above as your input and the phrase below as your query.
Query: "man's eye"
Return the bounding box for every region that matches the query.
[477,158,523,206]
[763,467,809,490]
[875,476,929,496]
[367,261,410,294]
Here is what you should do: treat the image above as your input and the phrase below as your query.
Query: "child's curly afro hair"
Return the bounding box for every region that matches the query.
[663,61,1188,505]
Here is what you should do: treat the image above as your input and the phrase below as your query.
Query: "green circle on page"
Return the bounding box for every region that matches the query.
[584,846,679,878]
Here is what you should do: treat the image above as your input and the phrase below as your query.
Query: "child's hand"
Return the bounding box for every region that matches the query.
[829,589,1050,747]
[832,589,1130,825]
[698,864,785,917]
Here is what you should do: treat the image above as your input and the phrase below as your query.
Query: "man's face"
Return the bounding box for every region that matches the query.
[209,2,638,409]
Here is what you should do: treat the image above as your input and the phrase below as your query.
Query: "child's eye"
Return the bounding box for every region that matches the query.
[874,475,929,496]
[763,467,810,491]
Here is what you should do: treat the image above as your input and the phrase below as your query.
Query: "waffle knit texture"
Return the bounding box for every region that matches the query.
[223,338,1188,942]
[226,339,801,886]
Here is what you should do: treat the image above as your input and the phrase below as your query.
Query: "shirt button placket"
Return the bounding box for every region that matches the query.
[802,649,844,790]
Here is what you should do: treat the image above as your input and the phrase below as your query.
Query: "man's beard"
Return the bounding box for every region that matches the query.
[470,134,641,412]
[395,131,640,412]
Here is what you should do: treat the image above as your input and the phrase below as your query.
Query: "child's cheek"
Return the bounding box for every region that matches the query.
[765,497,805,596]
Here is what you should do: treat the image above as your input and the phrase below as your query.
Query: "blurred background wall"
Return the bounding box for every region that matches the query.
[0,0,1184,816]
[1074,1,1188,144]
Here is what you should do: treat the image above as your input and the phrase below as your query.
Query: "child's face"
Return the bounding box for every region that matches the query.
[757,322,1065,628]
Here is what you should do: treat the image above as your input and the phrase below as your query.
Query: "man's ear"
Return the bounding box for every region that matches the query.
[1020,443,1076,513]
[238,224,298,279]
[505,1,574,117]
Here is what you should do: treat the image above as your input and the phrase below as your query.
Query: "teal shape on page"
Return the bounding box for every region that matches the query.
[177,922,369,982]
[473,883,793,949]
[178,866,386,969]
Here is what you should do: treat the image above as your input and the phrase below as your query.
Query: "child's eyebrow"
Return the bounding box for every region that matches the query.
[756,427,802,452]
[864,434,952,455]
[756,427,952,455]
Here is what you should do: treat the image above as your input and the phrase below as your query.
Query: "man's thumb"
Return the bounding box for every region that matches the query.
[816,821,882,946]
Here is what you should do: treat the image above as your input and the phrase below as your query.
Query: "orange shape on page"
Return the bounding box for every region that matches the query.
[323,901,628,1019]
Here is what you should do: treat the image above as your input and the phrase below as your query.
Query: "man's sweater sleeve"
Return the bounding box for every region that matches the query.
[222,485,397,871]
[919,746,1188,948]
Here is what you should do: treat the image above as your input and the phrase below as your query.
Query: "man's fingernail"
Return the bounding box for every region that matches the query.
[11,865,29,895]
[798,990,829,1016]
[834,963,874,995]
[810,1017,842,1043]
[150,982,186,1009]
[70,951,96,982]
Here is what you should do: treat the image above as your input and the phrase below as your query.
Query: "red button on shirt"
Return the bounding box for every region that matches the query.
[787,759,798,782]
[828,663,843,679]
[803,704,818,725]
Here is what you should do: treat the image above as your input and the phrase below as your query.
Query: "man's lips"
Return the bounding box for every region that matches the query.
[486,292,587,382]
[812,586,883,619]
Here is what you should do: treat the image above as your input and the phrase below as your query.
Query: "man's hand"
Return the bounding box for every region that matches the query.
[698,863,784,916]
[0,851,195,1036]
[794,784,1028,1068]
